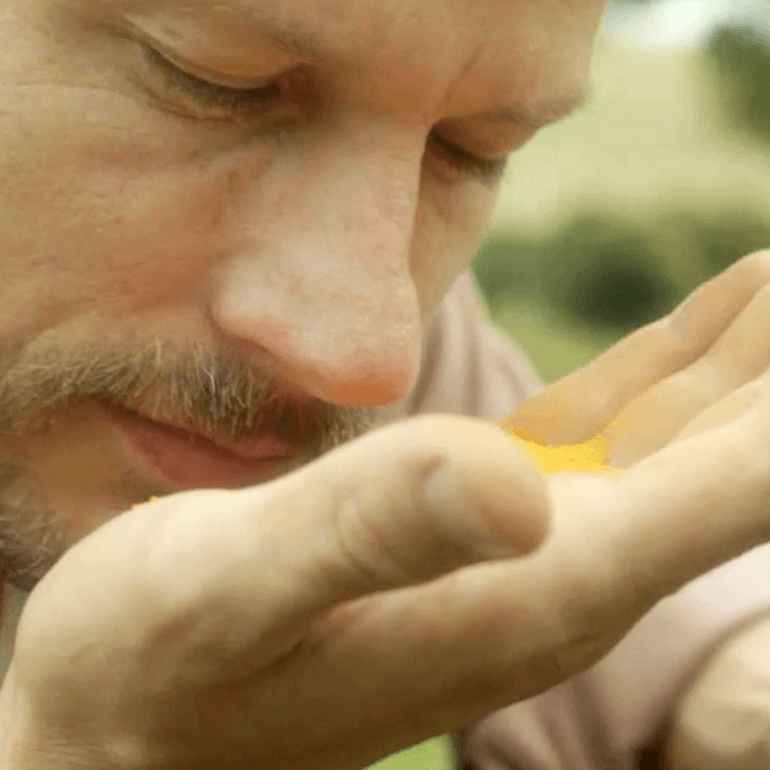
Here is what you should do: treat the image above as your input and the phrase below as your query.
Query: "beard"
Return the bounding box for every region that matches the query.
[0,327,376,591]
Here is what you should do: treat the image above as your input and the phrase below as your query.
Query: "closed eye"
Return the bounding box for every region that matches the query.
[142,44,507,182]
[142,44,284,117]
[428,130,508,183]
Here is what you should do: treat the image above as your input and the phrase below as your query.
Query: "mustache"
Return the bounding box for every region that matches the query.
[0,334,376,455]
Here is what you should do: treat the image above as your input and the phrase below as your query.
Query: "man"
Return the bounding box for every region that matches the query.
[1,0,770,768]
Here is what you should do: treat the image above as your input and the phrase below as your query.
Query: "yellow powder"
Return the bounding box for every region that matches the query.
[131,496,160,510]
[506,429,621,478]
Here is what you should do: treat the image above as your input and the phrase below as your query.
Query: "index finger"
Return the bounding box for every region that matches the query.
[500,250,770,445]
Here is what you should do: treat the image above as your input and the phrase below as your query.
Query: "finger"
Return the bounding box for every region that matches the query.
[603,282,770,465]
[293,386,770,737]
[607,406,770,605]
[673,370,770,443]
[143,415,550,639]
[501,250,770,445]
[297,473,639,732]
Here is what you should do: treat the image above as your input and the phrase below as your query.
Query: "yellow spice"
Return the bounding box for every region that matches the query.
[131,495,160,510]
[506,430,621,477]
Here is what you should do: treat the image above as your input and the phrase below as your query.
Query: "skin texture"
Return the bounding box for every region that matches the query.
[5,1,770,770]
[0,0,601,589]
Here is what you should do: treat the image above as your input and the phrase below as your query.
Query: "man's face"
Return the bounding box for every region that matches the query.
[0,0,605,589]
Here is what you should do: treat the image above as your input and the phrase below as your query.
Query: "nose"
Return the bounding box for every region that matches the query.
[210,138,424,407]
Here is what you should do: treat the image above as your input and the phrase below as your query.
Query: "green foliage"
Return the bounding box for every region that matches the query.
[473,208,770,335]
[489,298,623,383]
[469,234,542,303]
[660,209,770,277]
[706,24,770,142]
[542,215,678,331]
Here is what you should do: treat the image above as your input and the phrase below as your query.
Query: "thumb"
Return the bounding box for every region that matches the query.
[48,415,549,671]
[171,415,550,629]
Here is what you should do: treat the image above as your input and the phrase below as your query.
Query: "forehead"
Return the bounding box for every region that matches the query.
[91,0,604,119]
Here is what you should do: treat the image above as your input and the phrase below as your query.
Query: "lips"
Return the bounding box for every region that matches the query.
[98,400,298,491]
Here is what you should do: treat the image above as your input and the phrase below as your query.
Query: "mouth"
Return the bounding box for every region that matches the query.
[96,399,299,492]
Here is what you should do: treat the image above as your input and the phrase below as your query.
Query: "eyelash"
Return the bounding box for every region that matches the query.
[145,46,507,183]
[428,130,507,183]
[144,45,283,116]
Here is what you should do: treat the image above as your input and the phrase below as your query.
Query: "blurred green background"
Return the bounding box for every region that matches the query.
[366,4,770,769]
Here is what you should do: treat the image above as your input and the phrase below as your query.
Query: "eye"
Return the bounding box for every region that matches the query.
[142,44,285,119]
[427,130,508,184]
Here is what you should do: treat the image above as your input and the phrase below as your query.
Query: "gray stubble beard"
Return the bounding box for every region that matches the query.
[0,333,378,591]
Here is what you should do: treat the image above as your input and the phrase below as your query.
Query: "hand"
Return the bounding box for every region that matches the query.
[0,414,553,770]
[666,612,770,769]
[502,250,770,599]
[4,252,770,770]
[505,248,770,467]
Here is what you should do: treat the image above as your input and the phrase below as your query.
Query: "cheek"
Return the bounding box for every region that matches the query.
[0,85,271,327]
[410,176,499,318]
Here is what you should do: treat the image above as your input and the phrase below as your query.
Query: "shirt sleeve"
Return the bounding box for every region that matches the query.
[398,270,770,770]
[456,545,770,770]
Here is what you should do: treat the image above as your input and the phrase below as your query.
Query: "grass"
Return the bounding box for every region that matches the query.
[364,737,454,770]
[489,35,770,237]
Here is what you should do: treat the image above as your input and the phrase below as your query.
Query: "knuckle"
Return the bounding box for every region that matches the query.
[555,566,612,645]
[329,486,412,590]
